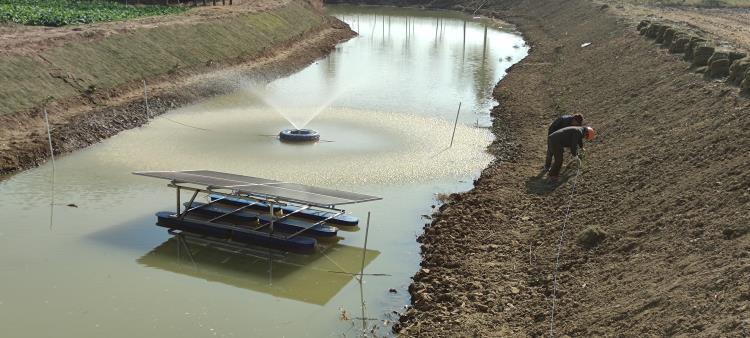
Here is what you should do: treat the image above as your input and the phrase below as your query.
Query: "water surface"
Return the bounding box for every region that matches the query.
[0,6,527,337]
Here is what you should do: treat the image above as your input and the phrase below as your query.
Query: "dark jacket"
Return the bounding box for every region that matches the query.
[548,115,579,135]
[548,126,585,156]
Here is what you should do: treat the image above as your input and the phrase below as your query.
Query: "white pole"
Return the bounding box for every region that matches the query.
[143,80,149,119]
[449,102,462,148]
[43,107,55,171]
[359,211,371,279]
[43,106,55,229]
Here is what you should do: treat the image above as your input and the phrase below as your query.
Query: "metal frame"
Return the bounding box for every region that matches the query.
[167,182,355,240]
[135,170,381,257]
[134,170,381,208]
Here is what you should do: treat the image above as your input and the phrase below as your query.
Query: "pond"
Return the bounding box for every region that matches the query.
[0,5,527,337]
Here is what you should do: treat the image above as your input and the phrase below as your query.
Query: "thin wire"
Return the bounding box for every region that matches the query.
[549,157,582,337]
[319,247,352,274]
[160,116,211,131]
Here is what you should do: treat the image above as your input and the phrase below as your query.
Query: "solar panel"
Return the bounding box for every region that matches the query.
[133,170,381,207]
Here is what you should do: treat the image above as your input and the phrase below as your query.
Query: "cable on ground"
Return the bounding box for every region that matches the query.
[549,157,583,337]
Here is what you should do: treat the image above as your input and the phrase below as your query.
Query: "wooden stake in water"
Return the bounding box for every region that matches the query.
[43,107,55,172]
[359,211,371,280]
[43,106,55,229]
[449,102,462,148]
[143,79,149,119]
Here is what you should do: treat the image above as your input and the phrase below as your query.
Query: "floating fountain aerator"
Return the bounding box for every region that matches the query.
[279,128,320,142]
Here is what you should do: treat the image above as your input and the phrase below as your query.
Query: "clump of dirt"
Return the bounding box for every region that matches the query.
[387,0,749,336]
[576,225,607,248]
[723,224,749,240]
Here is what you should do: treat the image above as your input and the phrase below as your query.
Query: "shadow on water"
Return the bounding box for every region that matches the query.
[137,235,380,306]
[87,213,377,306]
[86,214,171,253]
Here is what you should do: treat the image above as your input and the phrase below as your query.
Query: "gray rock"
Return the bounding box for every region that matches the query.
[728,57,750,85]
[655,25,669,43]
[661,28,676,47]
[646,24,662,39]
[637,20,650,32]
[684,37,707,61]
[708,50,730,64]
[691,43,715,67]
[741,69,750,91]
[709,59,731,78]
[669,35,691,54]
[729,51,747,62]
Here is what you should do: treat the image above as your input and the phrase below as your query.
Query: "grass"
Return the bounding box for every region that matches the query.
[624,0,750,8]
[0,0,188,26]
[0,2,324,114]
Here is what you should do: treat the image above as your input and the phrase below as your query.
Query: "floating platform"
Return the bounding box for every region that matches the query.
[155,211,317,253]
[209,194,359,227]
[134,170,380,253]
[185,200,338,238]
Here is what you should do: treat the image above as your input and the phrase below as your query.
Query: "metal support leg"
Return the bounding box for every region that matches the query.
[179,190,200,220]
[176,186,181,216]
[269,203,274,235]
[359,212,371,280]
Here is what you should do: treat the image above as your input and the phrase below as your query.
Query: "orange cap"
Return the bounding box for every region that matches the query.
[585,126,596,140]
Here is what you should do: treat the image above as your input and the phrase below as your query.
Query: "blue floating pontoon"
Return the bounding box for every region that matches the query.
[185,201,338,238]
[133,170,381,253]
[155,212,317,253]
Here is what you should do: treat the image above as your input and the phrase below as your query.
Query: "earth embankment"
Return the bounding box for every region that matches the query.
[0,0,354,175]
[351,0,749,336]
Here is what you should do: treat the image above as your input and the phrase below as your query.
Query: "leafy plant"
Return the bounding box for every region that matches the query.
[0,0,188,26]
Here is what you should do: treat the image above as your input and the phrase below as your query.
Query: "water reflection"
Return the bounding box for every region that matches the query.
[0,6,526,338]
[328,6,527,127]
[138,235,380,306]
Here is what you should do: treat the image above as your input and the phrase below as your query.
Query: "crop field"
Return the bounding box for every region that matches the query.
[0,0,188,26]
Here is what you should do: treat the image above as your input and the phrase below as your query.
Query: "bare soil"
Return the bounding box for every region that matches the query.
[390,0,750,336]
[0,1,354,175]
[599,0,750,51]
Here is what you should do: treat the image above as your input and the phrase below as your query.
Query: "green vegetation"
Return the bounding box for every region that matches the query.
[0,0,188,26]
[0,2,324,114]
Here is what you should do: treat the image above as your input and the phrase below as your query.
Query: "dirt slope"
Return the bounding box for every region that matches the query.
[0,0,355,176]
[392,0,749,336]
[599,0,750,51]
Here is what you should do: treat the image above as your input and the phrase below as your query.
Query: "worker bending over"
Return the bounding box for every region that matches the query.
[544,126,595,183]
[548,113,583,135]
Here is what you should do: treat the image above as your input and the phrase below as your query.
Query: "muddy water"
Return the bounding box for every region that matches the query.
[0,6,526,337]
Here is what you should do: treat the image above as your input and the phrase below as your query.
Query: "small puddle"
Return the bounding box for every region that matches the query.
[0,5,527,337]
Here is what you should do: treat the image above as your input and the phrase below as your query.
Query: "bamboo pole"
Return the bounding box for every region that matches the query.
[143,80,149,119]
[44,106,56,230]
[450,102,462,148]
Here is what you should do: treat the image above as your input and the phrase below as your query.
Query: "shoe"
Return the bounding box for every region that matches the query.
[542,165,550,172]
[547,176,559,184]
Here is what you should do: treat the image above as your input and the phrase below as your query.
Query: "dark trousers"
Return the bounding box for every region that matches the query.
[545,141,564,177]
